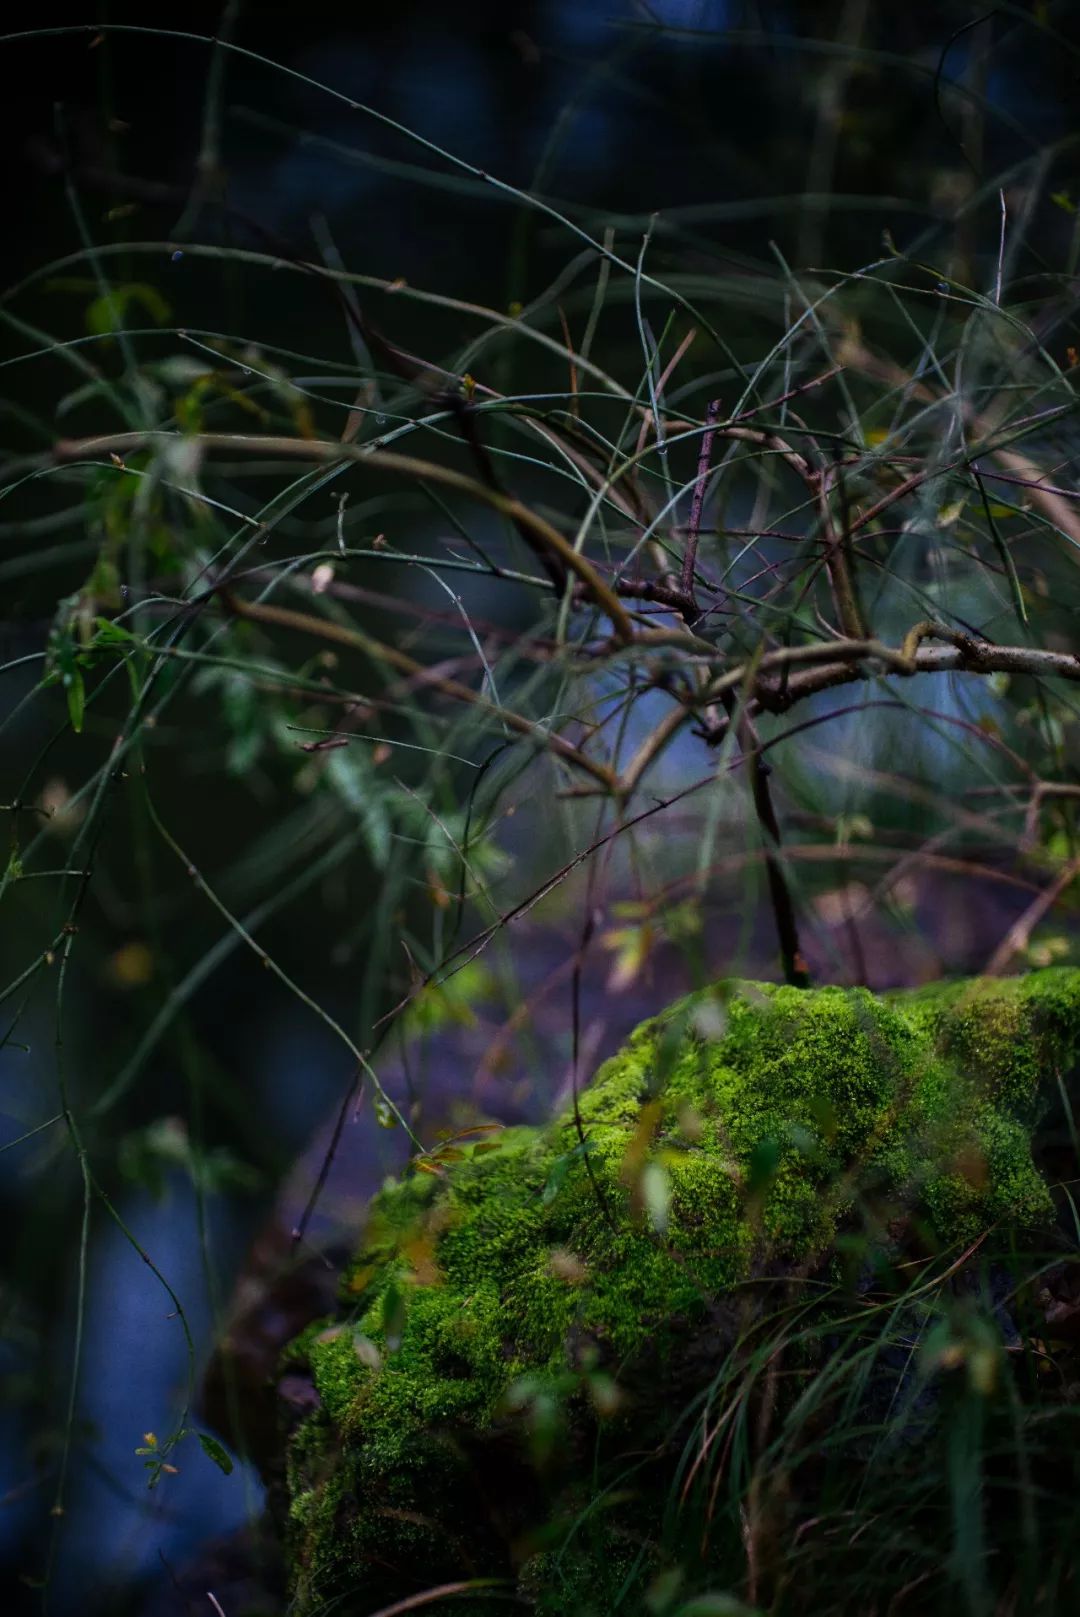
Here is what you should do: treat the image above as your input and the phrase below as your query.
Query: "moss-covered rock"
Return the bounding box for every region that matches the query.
[276,970,1080,1615]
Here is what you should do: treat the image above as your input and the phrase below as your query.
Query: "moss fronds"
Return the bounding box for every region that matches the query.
[282,969,1080,1611]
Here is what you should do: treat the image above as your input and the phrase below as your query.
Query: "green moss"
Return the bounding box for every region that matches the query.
[279,969,1080,1613]
[902,967,1080,1119]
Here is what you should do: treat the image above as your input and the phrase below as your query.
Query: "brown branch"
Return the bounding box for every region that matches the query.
[682,398,721,614]
[1021,782,1080,851]
[443,391,567,593]
[690,627,1079,711]
[818,454,866,639]
[721,689,809,988]
[218,592,618,792]
[706,421,863,638]
[638,392,806,985]
[711,423,813,479]
[48,430,636,643]
[754,638,1080,713]
[615,628,1080,796]
[983,853,1080,977]
[836,335,1080,553]
[598,576,699,616]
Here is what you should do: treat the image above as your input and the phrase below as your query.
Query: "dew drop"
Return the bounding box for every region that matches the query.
[171,249,184,263]
[375,414,387,425]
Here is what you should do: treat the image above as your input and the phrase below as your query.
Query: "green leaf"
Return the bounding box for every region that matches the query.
[197,1431,234,1476]
[88,555,122,607]
[382,1279,407,1352]
[641,1160,670,1234]
[93,616,138,646]
[323,747,391,867]
[807,1094,837,1144]
[86,282,171,337]
[652,1006,691,1089]
[645,1567,683,1611]
[542,1156,571,1205]
[747,1136,780,1198]
[402,960,496,1036]
[65,666,86,734]
[541,1140,592,1205]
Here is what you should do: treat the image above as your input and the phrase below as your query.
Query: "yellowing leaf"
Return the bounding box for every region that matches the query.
[403,961,496,1036]
[547,1248,589,1284]
[602,922,655,992]
[401,1233,441,1286]
[347,1265,378,1295]
[86,282,170,337]
[108,940,154,988]
[352,1333,382,1371]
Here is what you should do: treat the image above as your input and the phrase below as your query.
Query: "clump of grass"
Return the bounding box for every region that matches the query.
[280,972,1080,1616]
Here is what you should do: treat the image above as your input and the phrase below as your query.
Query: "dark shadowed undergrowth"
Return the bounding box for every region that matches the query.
[2,8,1080,1616]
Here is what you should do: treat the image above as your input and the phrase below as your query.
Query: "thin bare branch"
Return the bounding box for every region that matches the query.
[984,853,1080,977]
[48,430,637,641]
[218,593,619,792]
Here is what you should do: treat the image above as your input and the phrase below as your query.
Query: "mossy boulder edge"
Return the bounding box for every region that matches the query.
[277,969,1080,1613]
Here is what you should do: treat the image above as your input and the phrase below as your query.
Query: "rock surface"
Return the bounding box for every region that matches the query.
[273,970,1080,1615]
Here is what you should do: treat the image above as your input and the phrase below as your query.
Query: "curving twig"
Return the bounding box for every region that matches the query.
[217,593,618,792]
[48,430,636,642]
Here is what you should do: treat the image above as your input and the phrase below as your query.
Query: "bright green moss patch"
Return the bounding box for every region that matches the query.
[278,969,1080,1614]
